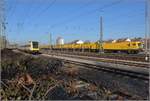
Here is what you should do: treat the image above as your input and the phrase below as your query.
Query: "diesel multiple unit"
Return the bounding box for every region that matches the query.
[20,41,39,53]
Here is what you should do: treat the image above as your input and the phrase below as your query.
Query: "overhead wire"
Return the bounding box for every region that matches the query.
[34,0,96,22]
[21,0,36,26]
[11,0,36,35]
[8,0,131,34]
[106,12,145,28]
[7,0,21,35]
[68,12,145,39]
[75,8,145,28]
[6,0,18,40]
[50,0,123,28]
[12,0,56,33]
[25,0,57,24]
[6,0,13,14]
[30,0,97,28]
[7,0,17,20]
[36,0,57,16]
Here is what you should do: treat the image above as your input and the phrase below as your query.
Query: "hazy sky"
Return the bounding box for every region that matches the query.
[6,0,146,44]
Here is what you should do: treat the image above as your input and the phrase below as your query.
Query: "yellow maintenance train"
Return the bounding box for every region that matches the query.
[52,41,143,54]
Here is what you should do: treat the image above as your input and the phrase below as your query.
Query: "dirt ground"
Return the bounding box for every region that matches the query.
[0,49,102,100]
[1,49,149,100]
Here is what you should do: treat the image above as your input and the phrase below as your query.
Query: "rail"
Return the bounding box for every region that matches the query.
[41,52,149,68]
[41,54,149,79]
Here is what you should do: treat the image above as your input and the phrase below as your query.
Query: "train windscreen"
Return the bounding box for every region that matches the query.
[32,42,38,48]
[138,43,143,48]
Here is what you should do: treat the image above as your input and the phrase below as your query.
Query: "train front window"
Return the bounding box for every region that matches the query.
[138,43,143,48]
[32,42,38,48]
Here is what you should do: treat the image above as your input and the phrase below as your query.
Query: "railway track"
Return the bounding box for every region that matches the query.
[14,49,149,80]
[41,50,148,62]
[41,53,149,99]
[64,61,149,80]
[41,51,149,68]
[41,54,149,80]
[63,62,149,99]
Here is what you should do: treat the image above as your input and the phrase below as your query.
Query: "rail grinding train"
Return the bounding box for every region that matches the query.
[51,41,143,54]
[18,40,144,54]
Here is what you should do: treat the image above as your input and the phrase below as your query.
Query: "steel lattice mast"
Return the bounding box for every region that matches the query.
[145,0,150,61]
[0,0,6,49]
[148,0,150,52]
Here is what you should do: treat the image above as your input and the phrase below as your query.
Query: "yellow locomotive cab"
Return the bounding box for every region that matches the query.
[102,41,143,53]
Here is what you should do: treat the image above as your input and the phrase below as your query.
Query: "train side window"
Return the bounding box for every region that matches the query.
[132,43,136,46]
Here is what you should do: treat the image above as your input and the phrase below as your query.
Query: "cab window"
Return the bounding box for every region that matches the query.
[32,42,38,48]
[138,43,143,48]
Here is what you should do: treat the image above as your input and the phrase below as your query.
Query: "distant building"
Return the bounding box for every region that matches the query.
[117,38,131,42]
[112,40,117,43]
[125,38,131,42]
[76,40,84,44]
[56,37,64,45]
[131,37,142,42]
[104,39,113,43]
[70,40,84,44]
[84,40,91,44]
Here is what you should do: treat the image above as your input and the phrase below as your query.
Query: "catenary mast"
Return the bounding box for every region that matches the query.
[0,0,6,49]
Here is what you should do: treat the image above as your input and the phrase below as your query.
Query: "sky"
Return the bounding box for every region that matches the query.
[5,0,146,44]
